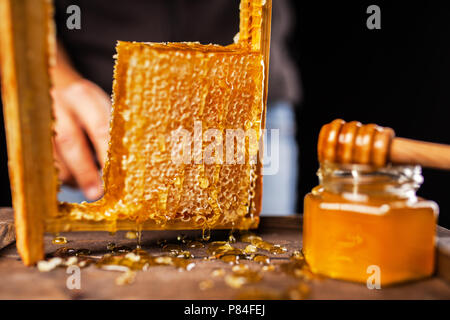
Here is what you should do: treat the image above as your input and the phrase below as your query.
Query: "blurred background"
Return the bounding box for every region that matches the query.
[0,0,449,228]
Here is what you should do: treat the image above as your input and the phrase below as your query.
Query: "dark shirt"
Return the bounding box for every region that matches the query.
[54,0,301,103]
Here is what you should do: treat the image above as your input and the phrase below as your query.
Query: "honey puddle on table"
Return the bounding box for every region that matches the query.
[47,231,312,299]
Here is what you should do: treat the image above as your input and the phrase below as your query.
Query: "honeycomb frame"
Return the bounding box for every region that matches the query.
[0,0,272,265]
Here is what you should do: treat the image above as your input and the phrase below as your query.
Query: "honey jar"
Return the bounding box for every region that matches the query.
[303,163,438,286]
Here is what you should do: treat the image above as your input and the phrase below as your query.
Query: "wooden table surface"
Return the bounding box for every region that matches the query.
[0,208,449,300]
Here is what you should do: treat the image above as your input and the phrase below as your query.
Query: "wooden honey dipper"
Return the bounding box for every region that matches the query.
[318,119,450,170]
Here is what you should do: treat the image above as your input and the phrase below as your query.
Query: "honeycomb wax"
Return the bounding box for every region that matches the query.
[58,41,265,231]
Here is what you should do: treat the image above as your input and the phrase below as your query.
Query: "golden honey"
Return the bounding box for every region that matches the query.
[52,236,67,245]
[40,229,313,299]
[56,40,265,232]
[303,163,438,286]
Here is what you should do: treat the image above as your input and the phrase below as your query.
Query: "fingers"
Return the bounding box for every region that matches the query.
[51,79,110,199]
[52,140,72,182]
[65,80,111,167]
[53,100,103,200]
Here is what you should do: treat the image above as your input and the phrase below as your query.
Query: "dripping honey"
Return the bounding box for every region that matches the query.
[52,235,67,245]
[303,163,438,285]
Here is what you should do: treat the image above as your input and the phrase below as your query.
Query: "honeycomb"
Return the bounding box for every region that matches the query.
[57,0,268,232]
[59,41,264,230]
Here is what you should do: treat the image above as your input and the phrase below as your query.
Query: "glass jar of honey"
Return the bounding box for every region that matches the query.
[303,163,438,286]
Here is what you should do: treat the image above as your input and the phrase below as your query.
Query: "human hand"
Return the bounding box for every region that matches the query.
[51,78,111,201]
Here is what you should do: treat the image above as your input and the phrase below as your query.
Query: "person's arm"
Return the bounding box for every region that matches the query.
[51,41,111,200]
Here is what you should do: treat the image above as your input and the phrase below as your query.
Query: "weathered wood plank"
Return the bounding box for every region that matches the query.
[0,212,449,299]
[437,235,450,282]
[0,208,14,250]
[0,0,58,265]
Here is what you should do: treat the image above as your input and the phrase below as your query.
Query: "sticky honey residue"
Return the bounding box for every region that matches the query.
[241,232,288,254]
[199,279,215,290]
[225,265,262,288]
[52,235,67,245]
[41,229,312,299]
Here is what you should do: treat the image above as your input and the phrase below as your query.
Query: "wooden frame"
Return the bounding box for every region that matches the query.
[0,0,272,265]
[0,0,58,265]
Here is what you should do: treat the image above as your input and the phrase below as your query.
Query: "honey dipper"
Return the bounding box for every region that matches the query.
[318,119,450,170]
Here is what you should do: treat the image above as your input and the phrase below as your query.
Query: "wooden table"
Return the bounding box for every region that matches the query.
[0,208,449,299]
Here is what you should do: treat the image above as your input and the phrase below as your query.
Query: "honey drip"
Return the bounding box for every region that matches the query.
[52,235,67,245]
[202,228,211,242]
[125,231,137,240]
[136,226,143,249]
[240,232,287,254]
